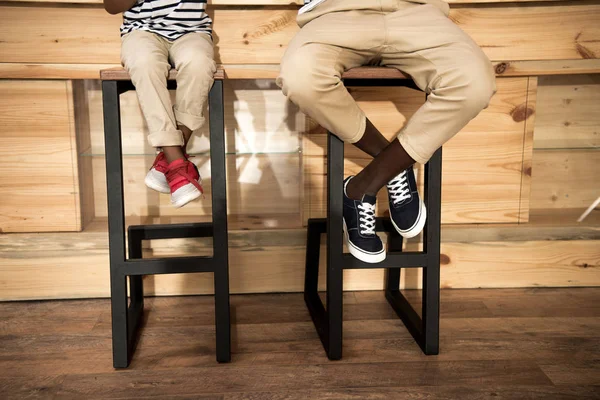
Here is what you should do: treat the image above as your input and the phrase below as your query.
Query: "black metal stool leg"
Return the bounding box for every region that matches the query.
[128,229,144,308]
[103,80,130,368]
[304,222,322,298]
[127,228,144,354]
[303,218,329,351]
[326,133,345,360]
[209,80,231,363]
[422,147,442,355]
[385,231,403,292]
[110,275,129,368]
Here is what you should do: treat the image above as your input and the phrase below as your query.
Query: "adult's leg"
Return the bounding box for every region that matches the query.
[355,119,392,157]
[121,30,183,156]
[347,3,496,200]
[277,10,386,146]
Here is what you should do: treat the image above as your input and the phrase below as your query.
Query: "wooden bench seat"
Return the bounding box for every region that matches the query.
[99,66,410,81]
[3,60,599,81]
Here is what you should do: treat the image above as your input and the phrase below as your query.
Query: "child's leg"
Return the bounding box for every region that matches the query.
[121,30,184,159]
[169,32,217,155]
[178,124,194,150]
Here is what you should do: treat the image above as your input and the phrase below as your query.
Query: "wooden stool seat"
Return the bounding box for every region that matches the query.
[99,66,407,81]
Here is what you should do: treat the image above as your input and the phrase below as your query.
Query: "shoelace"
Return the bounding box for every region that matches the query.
[166,162,204,194]
[151,152,167,170]
[388,170,410,205]
[152,153,192,170]
[357,202,376,235]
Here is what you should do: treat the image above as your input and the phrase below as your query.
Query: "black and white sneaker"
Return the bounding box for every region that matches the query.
[387,167,427,238]
[343,177,386,263]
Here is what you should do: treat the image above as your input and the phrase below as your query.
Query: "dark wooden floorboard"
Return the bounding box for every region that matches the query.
[1,288,599,399]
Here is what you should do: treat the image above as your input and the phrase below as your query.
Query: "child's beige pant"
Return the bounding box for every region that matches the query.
[121,30,216,147]
[277,0,496,164]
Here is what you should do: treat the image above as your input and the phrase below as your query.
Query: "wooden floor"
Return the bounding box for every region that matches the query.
[1,288,599,399]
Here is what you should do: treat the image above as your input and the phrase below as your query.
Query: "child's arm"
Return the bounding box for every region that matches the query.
[103,0,138,14]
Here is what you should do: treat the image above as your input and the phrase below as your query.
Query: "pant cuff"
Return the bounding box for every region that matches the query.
[174,108,205,132]
[345,114,367,144]
[398,133,430,165]
[148,129,184,148]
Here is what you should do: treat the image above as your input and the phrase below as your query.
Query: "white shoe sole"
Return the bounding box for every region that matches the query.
[171,183,202,208]
[145,169,170,194]
[343,220,386,264]
[391,199,427,239]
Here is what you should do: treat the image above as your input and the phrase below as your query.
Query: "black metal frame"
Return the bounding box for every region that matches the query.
[304,78,442,360]
[102,79,230,368]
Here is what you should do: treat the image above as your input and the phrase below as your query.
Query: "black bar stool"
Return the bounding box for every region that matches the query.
[304,67,443,360]
[101,68,230,368]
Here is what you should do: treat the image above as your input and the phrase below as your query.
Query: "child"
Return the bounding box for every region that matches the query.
[104,0,216,207]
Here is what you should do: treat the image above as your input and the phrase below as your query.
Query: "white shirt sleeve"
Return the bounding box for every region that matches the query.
[298,0,328,15]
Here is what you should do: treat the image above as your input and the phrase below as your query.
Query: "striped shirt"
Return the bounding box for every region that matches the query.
[120,0,212,41]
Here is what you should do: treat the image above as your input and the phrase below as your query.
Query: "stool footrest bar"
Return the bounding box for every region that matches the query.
[122,257,216,276]
[128,222,213,240]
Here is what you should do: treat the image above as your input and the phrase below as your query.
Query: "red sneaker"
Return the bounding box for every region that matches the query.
[144,152,170,194]
[166,158,204,208]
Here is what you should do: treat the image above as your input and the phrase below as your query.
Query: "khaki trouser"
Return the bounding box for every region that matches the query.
[277,0,496,164]
[121,30,216,147]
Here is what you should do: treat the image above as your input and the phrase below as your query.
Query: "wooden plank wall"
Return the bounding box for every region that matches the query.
[0,1,598,298]
[1,222,599,300]
[1,75,598,300]
[0,80,81,232]
[532,75,600,211]
[1,4,599,65]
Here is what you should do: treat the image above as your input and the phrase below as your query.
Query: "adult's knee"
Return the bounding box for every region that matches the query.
[459,61,497,114]
[277,54,329,107]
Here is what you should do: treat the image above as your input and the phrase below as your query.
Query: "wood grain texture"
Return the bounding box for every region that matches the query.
[1,4,599,65]
[0,62,119,79]
[3,60,600,80]
[73,80,96,229]
[1,221,598,300]
[518,77,537,223]
[304,77,529,223]
[100,66,406,81]
[66,80,83,231]
[100,67,225,81]
[530,149,600,210]
[0,80,81,232]
[0,288,599,398]
[492,59,600,77]
[534,74,600,149]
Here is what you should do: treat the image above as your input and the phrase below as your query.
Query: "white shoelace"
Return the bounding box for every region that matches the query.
[357,203,376,235]
[388,170,410,205]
